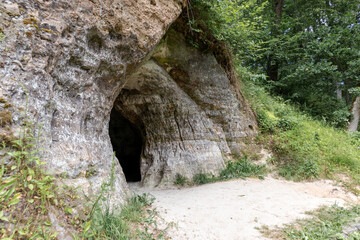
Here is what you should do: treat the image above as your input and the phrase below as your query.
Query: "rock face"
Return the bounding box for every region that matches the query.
[0,0,257,199]
[0,0,182,201]
[114,29,257,186]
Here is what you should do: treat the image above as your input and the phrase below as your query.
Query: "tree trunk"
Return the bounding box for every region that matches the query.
[336,82,342,99]
[267,0,284,82]
[348,96,360,132]
[273,0,284,22]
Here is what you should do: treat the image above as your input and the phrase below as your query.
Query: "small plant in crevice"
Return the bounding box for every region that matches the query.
[0,32,5,43]
[174,173,188,186]
[0,120,59,239]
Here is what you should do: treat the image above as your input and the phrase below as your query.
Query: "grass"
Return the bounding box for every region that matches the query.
[191,156,266,185]
[86,193,168,240]
[240,70,360,189]
[260,204,360,240]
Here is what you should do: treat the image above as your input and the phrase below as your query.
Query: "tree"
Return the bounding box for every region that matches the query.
[257,0,360,127]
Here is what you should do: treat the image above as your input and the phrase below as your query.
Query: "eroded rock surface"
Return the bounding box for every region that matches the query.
[114,30,257,186]
[0,0,182,201]
[0,0,257,197]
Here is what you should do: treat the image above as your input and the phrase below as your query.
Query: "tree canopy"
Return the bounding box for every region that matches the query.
[192,0,360,128]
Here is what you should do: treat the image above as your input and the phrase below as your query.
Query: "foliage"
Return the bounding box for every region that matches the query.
[192,0,360,127]
[242,76,360,183]
[174,173,188,186]
[261,204,360,240]
[84,193,167,240]
[191,156,266,185]
[220,157,266,180]
[0,32,5,42]
[193,173,215,185]
[256,0,360,126]
[190,0,268,64]
[0,120,59,239]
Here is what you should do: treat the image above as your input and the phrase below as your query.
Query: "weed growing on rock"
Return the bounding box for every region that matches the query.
[0,121,58,239]
[0,32,5,42]
[174,173,188,186]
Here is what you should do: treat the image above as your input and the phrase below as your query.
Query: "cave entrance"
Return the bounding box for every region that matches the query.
[109,107,142,182]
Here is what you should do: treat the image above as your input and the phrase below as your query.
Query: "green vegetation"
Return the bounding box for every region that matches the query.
[192,157,266,185]
[242,78,360,185]
[261,204,360,240]
[83,194,167,240]
[187,0,360,192]
[191,0,360,127]
[193,173,215,185]
[256,0,360,127]
[0,32,5,42]
[174,173,188,186]
[0,106,167,239]
[0,121,59,239]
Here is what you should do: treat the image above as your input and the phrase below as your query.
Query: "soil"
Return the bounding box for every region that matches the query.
[130,177,360,240]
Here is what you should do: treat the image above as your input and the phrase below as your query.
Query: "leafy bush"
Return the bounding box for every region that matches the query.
[243,77,360,183]
[193,173,214,185]
[174,173,187,186]
[220,157,266,180]
[190,157,266,186]
[279,159,319,180]
[276,117,298,131]
[86,193,165,240]
[0,121,59,239]
[257,110,277,133]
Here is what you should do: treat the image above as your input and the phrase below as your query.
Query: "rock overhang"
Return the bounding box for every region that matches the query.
[0,0,257,203]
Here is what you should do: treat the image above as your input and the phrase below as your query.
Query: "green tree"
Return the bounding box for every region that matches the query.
[257,0,360,127]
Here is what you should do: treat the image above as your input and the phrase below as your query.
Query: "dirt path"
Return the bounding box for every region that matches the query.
[130,177,360,240]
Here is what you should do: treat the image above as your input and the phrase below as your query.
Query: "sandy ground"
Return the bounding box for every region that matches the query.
[130,177,360,240]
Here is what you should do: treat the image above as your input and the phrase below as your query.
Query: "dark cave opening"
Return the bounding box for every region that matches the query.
[109,107,142,182]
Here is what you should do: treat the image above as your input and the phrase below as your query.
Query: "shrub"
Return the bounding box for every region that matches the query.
[242,78,360,183]
[174,173,187,186]
[193,173,214,185]
[279,159,319,180]
[276,117,298,131]
[220,157,266,180]
[257,110,277,133]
